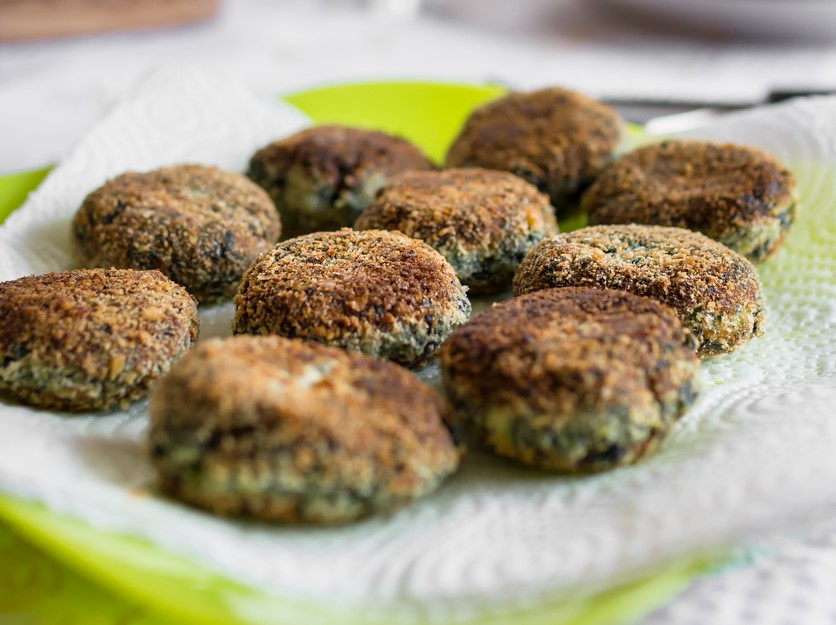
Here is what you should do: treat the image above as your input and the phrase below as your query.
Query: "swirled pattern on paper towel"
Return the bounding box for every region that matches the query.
[1,66,836,623]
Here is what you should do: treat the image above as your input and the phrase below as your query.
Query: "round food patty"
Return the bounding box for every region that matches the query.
[73,164,280,303]
[583,140,798,261]
[247,125,433,237]
[233,229,471,367]
[149,335,461,523]
[512,225,765,357]
[0,268,199,412]
[355,168,558,294]
[445,87,622,215]
[439,287,700,472]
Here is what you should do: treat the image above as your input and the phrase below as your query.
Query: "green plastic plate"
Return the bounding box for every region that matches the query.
[0,80,711,624]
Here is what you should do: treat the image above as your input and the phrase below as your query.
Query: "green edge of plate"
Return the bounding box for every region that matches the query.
[0,80,712,624]
[282,80,508,165]
[0,166,51,224]
[0,495,715,625]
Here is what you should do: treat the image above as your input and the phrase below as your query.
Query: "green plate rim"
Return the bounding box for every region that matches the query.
[0,79,715,625]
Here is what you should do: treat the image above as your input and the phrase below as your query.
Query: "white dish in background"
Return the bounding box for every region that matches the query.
[598,0,836,41]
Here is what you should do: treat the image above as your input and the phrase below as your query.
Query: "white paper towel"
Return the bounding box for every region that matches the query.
[1,64,836,623]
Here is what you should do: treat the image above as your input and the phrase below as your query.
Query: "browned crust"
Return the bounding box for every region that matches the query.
[512,225,765,357]
[583,140,798,261]
[444,87,622,211]
[248,125,433,237]
[149,335,461,523]
[73,164,281,303]
[233,229,471,367]
[355,168,559,293]
[439,287,700,472]
[0,268,199,411]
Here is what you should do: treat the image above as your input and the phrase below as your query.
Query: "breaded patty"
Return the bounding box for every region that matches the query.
[445,87,622,215]
[149,336,461,523]
[512,225,765,357]
[0,269,199,412]
[247,125,433,237]
[439,287,700,472]
[583,140,798,261]
[355,168,558,294]
[233,229,470,367]
[73,164,280,303]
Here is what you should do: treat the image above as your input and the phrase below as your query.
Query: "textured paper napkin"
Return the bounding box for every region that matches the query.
[1,64,836,623]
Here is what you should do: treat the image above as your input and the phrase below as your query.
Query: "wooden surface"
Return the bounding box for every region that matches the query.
[0,0,220,41]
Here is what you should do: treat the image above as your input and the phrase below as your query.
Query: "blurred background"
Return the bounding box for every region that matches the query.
[2,0,835,172]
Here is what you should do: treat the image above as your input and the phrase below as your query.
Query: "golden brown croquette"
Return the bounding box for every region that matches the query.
[445,87,622,216]
[0,268,199,412]
[233,229,471,367]
[355,168,558,293]
[149,336,461,523]
[512,225,765,357]
[439,287,700,472]
[248,125,433,237]
[583,140,798,262]
[73,164,280,303]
